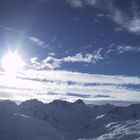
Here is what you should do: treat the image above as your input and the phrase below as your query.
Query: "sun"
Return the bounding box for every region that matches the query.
[1,51,25,74]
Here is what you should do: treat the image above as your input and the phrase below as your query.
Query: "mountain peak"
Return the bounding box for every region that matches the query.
[19,99,44,106]
[74,99,85,105]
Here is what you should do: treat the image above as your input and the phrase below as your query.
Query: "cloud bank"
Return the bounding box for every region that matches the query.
[0,70,139,104]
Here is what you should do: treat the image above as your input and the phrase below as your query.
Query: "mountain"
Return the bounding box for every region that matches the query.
[0,99,140,140]
[0,113,66,140]
[94,119,140,140]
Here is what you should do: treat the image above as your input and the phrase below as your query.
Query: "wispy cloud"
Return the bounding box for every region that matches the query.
[29,36,45,47]
[66,0,140,35]
[109,5,140,35]
[0,70,139,103]
[0,25,26,34]
[106,44,140,56]
[108,3,140,35]
[51,36,58,43]
[96,13,105,18]
[116,45,140,54]
[0,25,50,49]
[22,70,140,85]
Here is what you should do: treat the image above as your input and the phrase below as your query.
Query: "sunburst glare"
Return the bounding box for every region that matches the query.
[1,51,25,75]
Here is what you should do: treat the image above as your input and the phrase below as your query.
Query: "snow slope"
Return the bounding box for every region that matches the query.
[0,99,140,140]
[96,119,140,140]
[0,113,66,140]
[80,120,140,140]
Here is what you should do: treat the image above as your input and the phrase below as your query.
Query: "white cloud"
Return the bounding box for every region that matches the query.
[103,3,140,34]
[128,18,140,33]
[29,36,45,47]
[30,57,38,64]
[63,51,103,63]
[48,52,55,56]
[22,70,140,85]
[30,56,61,70]
[109,7,140,35]
[116,45,140,54]
[106,44,140,56]
[0,70,139,103]
[66,0,140,35]
[29,45,139,70]
[29,48,103,70]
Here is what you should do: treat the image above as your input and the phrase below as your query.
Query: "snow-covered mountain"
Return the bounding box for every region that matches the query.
[0,99,140,140]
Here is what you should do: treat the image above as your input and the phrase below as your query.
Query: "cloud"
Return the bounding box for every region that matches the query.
[82,44,140,63]
[0,25,51,49]
[116,45,140,54]
[97,13,105,18]
[29,36,45,47]
[86,100,139,106]
[106,44,140,56]
[63,49,103,63]
[67,93,91,98]
[84,0,96,6]
[128,18,140,33]
[30,56,61,70]
[66,0,97,8]
[94,94,115,98]
[22,70,140,86]
[0,25,26,34]
[106,4,140,35]
[29,44,139,71]
[66,0,140,35]
[0,70,139,103]
[51,36,58,43]
[48,52,55,56]
[109,6,140,35]
[30,48,103,70]
[29,43,140,70]
[29,36,53,49]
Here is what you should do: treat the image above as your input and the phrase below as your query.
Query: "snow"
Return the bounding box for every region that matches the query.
[0,99,140,140]
[0,107,66,140]
[96,114,105,120]
[14,113,31,118]
[95,120,140,140]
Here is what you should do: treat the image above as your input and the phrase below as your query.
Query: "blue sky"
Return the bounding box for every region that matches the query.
[0,0,140,104]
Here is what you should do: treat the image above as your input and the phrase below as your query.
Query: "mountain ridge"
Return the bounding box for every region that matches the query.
[0,99,140,140]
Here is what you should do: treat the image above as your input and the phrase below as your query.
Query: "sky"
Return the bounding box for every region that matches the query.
[0,0,140,105]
